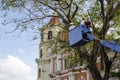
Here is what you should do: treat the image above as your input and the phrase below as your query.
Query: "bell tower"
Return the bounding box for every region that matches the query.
[37,12,62,80]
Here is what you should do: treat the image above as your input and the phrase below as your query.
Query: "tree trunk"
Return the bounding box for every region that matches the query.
[88,64,102,80]
[103,61,112,80]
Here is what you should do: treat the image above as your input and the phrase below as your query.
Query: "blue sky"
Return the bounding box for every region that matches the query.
[0,14,39,80]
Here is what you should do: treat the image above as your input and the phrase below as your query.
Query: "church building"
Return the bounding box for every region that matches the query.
[36,12,104,80]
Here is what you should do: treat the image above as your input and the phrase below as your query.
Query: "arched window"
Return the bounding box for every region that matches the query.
[53,57,57,72]
[48,31,52,40]
[38,68,41,78]
[40,49,42,58]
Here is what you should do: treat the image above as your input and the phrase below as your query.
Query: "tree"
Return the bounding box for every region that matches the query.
[1,0,120,80]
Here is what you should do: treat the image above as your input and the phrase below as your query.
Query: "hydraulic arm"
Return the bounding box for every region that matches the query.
[68,24,120,53]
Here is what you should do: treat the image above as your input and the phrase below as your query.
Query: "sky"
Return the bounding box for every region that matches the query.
[0,1,91,80]
[0,13,39,80]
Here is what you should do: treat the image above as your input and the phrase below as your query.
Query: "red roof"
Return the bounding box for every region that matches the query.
[48,16,60,25]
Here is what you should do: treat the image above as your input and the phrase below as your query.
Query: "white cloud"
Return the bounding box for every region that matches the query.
[0,55,36,80]
[18,48,25,54]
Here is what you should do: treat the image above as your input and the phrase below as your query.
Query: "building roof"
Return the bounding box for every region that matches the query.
[47,12,60,25]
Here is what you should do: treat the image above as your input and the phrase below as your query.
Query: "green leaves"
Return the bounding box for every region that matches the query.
[109,71,120,78]
[1,0,25,10]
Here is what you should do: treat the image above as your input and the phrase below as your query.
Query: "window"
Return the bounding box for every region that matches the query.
[41,33,44,41]
[54,62,57,72]
[48,31,52,40]
[53,57,57,72]
[40,49,42,58]
[64,59,68,69]
[38,68,41,78]
[53,61,57,72]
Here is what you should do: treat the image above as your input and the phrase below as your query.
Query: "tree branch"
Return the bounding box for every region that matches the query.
[57,1,70,21]
[23,6,38,18]
[99,0,105,21]
[111,1,120,16]
[100,1,120,39]
[37,1,69,24]
[34,4,46,16]
[110,52,117,62]
[66,0,73,22]
[87,10,99,35]
[71,4,78,20]
[12,15,60,24]
[57,0,69,9]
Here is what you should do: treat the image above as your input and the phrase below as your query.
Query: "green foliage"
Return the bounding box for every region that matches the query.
[1,0,25,10]
[1,0,120,80]
[109,71,120,78]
